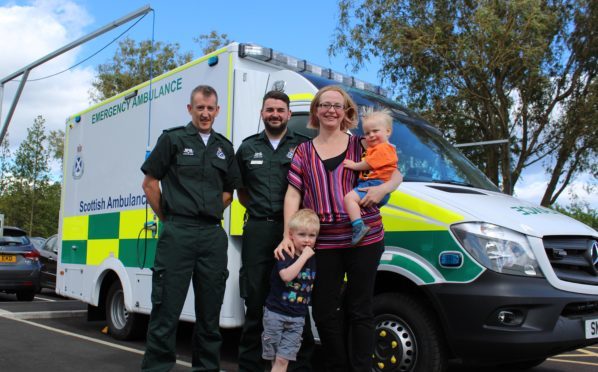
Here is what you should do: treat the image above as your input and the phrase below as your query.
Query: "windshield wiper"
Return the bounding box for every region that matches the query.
[431,179,475,188]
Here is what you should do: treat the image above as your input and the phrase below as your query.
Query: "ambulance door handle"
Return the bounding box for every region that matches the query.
[71,245,78,251]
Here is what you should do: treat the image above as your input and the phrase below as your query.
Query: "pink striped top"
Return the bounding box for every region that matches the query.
[287,134,384,249]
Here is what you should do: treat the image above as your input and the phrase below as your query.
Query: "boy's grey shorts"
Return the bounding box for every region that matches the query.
[262,307,305,361]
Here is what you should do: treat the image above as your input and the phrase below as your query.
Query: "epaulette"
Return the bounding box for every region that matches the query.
[214,131,234,146]
[241,133,260,143]
[162,125,185,133]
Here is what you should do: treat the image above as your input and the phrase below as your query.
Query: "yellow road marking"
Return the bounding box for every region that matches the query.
[554,348,598,357]
[546,358,598,366]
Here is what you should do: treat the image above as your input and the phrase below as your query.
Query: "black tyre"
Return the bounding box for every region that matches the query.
[372,292,447,372]
[105,281,147,340]
[16,290,35,301]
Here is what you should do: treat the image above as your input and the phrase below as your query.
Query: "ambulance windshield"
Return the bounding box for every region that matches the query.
[349,91,499,192]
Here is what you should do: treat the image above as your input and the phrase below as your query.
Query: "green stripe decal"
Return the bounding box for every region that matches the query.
[385,231,483,282]
[382,254,436,284]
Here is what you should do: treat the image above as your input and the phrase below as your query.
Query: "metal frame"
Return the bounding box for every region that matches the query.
[0,4,152,144]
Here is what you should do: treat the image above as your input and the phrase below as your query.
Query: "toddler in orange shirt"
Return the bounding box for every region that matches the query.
[343,108,398,245]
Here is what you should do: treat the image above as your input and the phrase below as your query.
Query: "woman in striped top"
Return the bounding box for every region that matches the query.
[276,86,402,371]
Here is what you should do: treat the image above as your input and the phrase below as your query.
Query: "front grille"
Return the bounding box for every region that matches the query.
[562,301,598,317]
[543,236,598,285]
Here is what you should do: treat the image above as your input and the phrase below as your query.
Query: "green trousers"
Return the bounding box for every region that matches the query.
[238,218,314,372]
[141,220,228,372]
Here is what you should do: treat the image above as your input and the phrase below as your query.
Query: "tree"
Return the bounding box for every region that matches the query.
[90,37,193,102]
[332,0,596,202]
[6,116,51,235]
[542,80,597,205]
[555,200,598,229]
[0,133,10,194]
[48,129,65,176]
[193,30,231,55]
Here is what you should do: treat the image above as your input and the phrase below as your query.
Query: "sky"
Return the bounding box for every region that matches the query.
[0,0,595,210]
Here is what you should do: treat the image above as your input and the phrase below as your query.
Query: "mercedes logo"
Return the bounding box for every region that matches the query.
[587,240,598,274]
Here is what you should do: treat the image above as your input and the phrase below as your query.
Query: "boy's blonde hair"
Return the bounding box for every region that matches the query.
[288,209,320,234]
[361,107,393,133]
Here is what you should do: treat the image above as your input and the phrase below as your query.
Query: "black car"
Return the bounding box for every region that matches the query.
[0,226,41,301]
[38,234,58,291]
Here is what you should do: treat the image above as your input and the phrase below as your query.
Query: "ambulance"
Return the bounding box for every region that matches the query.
[57,42,598,371]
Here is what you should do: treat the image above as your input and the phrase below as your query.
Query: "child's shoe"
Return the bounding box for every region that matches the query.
[351,223,370,246]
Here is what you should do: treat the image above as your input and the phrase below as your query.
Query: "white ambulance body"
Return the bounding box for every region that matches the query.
[58,43,598,370]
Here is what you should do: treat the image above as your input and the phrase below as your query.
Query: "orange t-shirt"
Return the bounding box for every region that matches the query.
[360,142,398,181]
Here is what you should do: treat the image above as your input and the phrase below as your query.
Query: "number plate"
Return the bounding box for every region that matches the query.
[585,318,598,339]
[0,254,16,263]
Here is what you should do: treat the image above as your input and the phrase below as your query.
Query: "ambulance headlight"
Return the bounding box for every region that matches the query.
[451,222,543,277]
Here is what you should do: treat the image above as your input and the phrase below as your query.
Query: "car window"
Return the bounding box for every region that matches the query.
[44,236,58,252]
[0,236,29,245]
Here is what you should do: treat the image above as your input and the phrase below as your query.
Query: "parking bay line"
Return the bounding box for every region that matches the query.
[34,296,57,302]
[0,309,192,368]
[547,357,598,367]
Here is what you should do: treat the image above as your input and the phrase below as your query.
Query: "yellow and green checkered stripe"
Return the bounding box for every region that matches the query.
[61,210,158,268]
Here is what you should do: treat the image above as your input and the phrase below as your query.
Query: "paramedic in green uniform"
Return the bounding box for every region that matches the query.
[140,85,240,372]
[236,90,313,371]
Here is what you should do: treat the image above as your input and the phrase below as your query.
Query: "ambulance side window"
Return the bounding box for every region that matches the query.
[288,113,317,139]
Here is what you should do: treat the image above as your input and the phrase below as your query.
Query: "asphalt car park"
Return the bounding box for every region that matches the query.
[0,291,596,371]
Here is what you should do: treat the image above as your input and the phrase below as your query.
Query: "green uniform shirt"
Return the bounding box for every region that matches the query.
[141,122,241,221]
[236,129,308,218]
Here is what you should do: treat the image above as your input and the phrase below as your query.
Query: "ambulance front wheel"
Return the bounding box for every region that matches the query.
[106,281,147,340]
[372,292,448,372]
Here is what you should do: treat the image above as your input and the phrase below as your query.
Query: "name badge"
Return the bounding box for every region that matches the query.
[250,160,263,165]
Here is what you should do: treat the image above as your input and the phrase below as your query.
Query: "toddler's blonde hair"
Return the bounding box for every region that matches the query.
[361,107,393,133]
[288,208,320,234]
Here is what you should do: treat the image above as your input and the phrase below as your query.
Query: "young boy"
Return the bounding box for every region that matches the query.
[343,107,398,245]
[262,208,319,372]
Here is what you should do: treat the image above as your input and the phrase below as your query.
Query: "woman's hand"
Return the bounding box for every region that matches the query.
[358,185,387,208]
[359,169,403,208]
[274,237,295,260]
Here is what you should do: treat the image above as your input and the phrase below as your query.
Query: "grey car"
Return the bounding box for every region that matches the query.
[0,226,41,301]
[30,236,47,251]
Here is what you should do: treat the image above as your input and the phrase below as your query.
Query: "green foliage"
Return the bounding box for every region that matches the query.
[332,0,596,203]
[0,133,10,193]
[193,30,231,55]
[90,37,193,102]
[47,129,65,178]
[12,116,50,186]
[48,129,64,162]
[0,116,60,236]
[554,202,598,230]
